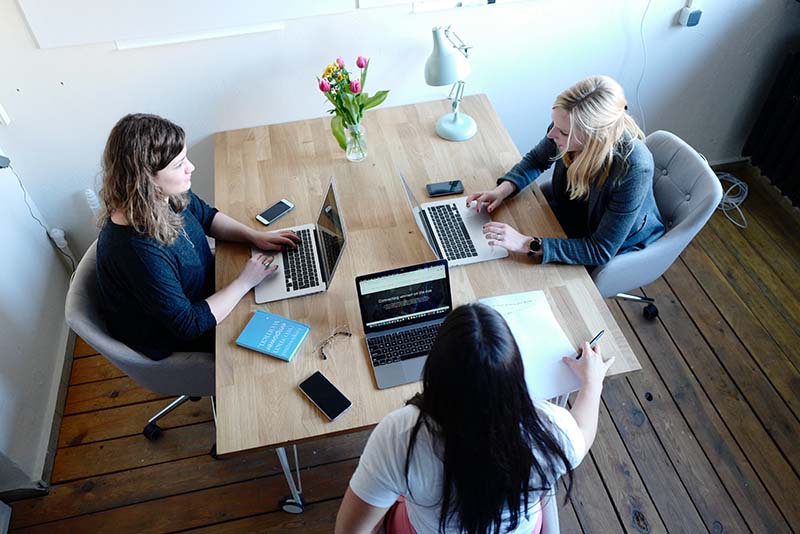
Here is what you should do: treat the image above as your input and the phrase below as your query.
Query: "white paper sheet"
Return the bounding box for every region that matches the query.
[481,291,581,400]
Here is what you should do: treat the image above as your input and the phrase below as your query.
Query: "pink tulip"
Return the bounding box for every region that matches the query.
[349,79,361,94]
[336,57,344,68]
[319,79,331,92]
[356,56,368,68]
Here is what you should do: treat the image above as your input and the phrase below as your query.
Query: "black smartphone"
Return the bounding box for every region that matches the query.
[426,180,464,197]
[298,371,352,421]
[256,199,294,226]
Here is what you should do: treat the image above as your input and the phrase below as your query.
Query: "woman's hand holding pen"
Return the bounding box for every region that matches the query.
[563,342,615,390]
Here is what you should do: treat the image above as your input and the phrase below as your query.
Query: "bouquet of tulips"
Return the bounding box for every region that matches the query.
[317,55,389,150]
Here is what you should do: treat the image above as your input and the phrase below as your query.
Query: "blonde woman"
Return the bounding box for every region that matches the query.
[96,113,299,360]
[468,75,665,266]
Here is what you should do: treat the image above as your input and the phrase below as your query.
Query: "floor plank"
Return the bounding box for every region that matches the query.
[184,498,342,533]
[72,337,99,358]
[50,422,215,484]
[64,376,171,415]
[14,459,358,534]
[678,246,800,414]
[69,355,126,386]
[607,303,752,533]
[58,397,214,448]
[11,431,370,529]
[618,293,794,531]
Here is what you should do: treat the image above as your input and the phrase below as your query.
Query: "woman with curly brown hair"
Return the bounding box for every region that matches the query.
[96,113,298,360]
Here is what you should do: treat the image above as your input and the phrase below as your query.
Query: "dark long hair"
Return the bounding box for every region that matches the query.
[405,303,574,534]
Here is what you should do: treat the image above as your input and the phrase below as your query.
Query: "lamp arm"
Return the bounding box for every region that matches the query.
[443,26,472,58]
[451,80,465,115]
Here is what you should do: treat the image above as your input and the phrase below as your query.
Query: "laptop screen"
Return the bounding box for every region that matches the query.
[356,260,451,334]
[315,179,346,289]
[397,170,443,259]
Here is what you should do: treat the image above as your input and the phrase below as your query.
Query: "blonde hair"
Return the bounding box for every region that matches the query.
[100,113,189,246]
[553,76,645,200]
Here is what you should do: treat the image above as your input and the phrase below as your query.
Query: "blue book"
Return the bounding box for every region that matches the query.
[236,310,310,362]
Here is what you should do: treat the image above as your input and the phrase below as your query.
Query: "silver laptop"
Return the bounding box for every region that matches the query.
[253,177,347,304]
[398,172,508,267]
[355,259,451,389]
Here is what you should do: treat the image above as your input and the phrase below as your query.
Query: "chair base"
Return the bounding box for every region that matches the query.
[612,293,659,320]
[142,395,217,442]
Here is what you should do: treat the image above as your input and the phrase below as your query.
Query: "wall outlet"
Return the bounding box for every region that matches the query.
[679,7,702,26]
[0,103,10,125]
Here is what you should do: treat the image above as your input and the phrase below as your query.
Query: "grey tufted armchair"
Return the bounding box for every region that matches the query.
[539,131,723,318]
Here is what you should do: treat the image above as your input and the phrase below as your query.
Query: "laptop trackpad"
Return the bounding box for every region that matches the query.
[402,356,427,383]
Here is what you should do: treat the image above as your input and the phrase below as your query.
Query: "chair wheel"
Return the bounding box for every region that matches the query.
[643,303,659,320]
[189,396,201,402]
[143,422,162,441]
[210,444,219,460]
[280,496,305,514]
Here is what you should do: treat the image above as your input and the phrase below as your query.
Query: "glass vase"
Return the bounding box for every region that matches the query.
[345,123,368,162]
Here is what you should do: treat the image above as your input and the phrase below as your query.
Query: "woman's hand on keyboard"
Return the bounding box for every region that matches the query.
[482,222,532,254]
[250,229,301,251]
[239,253,279,289]
[466,181,516,213]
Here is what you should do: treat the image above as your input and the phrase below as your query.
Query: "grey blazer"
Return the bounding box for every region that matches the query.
[498,130,665,266]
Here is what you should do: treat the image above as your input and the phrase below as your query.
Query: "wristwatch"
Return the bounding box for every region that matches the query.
[527,237,542,257]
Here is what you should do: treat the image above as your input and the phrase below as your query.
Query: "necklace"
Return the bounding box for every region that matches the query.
[181,227,195,248]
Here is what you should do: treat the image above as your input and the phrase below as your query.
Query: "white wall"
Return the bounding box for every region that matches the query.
[0,143,71,492]
[1,0,798,257]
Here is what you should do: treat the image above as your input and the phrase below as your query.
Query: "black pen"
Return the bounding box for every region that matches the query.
[576,330,605,359]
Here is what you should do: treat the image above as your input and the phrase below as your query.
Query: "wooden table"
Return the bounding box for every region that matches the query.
[213,94,639,457]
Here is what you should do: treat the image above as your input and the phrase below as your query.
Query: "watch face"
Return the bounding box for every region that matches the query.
[530,238,541,252]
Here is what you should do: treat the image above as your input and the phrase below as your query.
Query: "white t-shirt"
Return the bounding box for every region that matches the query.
[349,400,587,534]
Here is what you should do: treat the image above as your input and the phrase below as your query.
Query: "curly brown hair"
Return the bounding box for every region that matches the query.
[100,113,190,245]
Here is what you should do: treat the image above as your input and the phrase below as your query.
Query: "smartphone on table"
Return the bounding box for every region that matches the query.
[426,180,465,197]
[256,199,294,225]
[298,371,352,421]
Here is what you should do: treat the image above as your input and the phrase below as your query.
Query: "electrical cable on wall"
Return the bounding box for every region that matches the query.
[715,172,749,228]
[8,163,77,272]
[635,0,654,133]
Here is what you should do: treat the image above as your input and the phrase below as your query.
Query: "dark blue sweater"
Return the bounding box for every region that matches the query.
[96,191,218,360]
[498,129,665,266]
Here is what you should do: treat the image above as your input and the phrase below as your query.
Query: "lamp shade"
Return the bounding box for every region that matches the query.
[424,27,471,86]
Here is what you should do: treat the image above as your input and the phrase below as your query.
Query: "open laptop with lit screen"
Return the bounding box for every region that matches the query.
[355,259,451,389]
[253,177,346,303]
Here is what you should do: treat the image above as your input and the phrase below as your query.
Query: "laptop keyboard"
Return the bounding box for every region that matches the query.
[367,323,440,367]
[282,229,319,292]
[320,230,343,276]
[427,204,478,260]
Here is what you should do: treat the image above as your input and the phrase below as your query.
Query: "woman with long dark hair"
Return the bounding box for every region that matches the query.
[335,303,614,533]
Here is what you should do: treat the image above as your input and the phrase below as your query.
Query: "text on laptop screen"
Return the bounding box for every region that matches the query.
[358,264,450,330]
[316,183,346,288]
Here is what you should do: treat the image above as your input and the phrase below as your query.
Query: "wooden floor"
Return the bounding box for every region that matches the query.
[8,163,800,533]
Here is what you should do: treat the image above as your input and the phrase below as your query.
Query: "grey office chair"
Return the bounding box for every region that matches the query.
[539,131,723,318]
[65,241,307,513]
[64,241,215,441]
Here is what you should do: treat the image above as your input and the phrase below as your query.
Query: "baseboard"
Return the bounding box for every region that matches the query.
[39,329,77,491]
[0,486,48,502]
[1,500,11,533]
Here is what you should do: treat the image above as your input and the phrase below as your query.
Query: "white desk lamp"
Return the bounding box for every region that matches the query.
[424,26,477,141]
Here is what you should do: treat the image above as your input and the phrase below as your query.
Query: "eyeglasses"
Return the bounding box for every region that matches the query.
[315,325,352,360]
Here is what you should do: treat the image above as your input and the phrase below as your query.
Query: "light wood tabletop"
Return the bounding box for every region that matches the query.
[213,94,639,455]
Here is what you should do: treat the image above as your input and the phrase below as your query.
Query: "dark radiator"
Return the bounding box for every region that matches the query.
[742,52,800,206]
